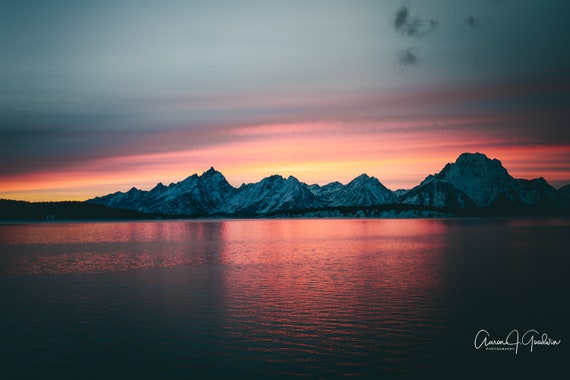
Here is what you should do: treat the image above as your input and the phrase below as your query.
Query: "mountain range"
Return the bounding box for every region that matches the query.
[87,153,570,218]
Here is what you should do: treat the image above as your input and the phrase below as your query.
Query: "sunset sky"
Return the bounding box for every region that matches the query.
[1,0,569,201]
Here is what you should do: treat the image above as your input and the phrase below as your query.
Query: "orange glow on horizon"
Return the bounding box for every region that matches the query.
[2,120,570,202]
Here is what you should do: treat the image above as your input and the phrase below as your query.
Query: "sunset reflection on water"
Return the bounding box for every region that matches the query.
[218,220,448,376]
[1,219,445,278]
[0,221,228,276]
[1,218,567,377]
[0,219,449,375]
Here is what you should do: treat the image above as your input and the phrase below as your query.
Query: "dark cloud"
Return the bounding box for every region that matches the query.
[466,15,478,27]
[393,6,410,31]
[393,5,438,37]
[0,125,135,176]
[397,47,419,69]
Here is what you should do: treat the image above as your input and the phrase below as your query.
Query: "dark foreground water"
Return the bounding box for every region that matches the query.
[0,218,568,378]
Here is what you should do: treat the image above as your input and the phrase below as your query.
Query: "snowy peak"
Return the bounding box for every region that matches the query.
[422,152,560,208]
[423,152,515,207]
[127,187,141,195]
[352,173,373,182]
[330,173,395,206]
[201,166,224,180]
[150,182,167,192]
[349,174,385,187]
[454,152,507,176]
[400,181,477,209]
[429,153,510,184]
[309,181,344,201]
[90,167,235,216]
[88,155,569,217]
[222,173,320,215]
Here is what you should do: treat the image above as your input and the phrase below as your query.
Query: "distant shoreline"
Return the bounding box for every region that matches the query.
[2,198,569,223]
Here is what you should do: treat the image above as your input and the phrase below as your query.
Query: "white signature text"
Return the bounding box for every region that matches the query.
[474,329,561,354]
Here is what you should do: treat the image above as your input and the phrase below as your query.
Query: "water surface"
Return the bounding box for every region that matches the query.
[1,219,568,378]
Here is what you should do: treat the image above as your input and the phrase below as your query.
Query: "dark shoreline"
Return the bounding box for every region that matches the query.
[2,198,569,222]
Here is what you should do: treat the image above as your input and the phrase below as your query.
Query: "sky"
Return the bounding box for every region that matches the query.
[1,0,569,201]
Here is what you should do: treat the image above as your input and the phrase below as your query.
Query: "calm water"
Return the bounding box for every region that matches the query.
[0,218,568,378]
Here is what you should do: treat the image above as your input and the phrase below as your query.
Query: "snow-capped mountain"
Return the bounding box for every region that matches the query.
[399,181,477,209]
[92,167,236,216]
[328,174,395,207]
[90,170,397,216]
[309,181,344,203]
[220,175,322,215]
[419,152,560,209]
[88,153,569,217]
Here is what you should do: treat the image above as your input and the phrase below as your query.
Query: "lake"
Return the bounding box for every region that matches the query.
[0,218,568,378]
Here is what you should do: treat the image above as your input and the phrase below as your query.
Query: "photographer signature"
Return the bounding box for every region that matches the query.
[474,329,561,354]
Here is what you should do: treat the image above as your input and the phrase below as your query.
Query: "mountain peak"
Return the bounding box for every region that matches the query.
[330,173,394,206]
[354,173,371,181]
[265,174,285,182]
[286,175,300,183]
[202,166,220,177]
[424,152,515,207]
[87,154,567,216]
[457,152,491,162]
[454,152,506,174]
[150,182,167,193]
[434,152,509,181]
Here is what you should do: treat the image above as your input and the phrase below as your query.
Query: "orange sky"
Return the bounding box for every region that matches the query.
[2,120,569,201]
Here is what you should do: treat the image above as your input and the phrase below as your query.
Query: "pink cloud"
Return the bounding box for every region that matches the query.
[2,116,569,201]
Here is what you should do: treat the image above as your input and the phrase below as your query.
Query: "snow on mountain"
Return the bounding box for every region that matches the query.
[421,152,560,208]
[89,153,568,216]
[221,175,322,215]
[508,177,561,208]
[152,167,236,215]
[309,181,345,202]
[91,170,399,216]
[92,187,144,211]
[91,167,236,216]
[393,189,409,198]
[329,174,395,207]
[420,153,510,207]
[400,181,477,209]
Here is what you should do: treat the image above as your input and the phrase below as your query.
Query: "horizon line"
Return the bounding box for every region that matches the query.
[3,152,569,203]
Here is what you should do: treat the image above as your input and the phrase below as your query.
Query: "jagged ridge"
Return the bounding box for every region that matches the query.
[88,153,570,217]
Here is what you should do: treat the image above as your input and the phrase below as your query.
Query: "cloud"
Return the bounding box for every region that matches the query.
[465,15,478,28]
[397,47,420,69]
[393,5,438,37]
[392,4,436,68]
